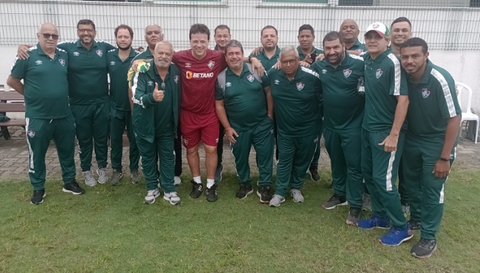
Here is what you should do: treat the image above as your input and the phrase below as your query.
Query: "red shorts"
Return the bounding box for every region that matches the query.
[181,110,219,149]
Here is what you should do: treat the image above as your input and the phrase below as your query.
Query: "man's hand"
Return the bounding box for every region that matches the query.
[316,53,325,62]
[379,134,398,152]
[152,83,164,102]
[433,160,450,178]
[299,61,311,67]
[251,57,265,76]
[225,127,239,144]
[17,45,31,59]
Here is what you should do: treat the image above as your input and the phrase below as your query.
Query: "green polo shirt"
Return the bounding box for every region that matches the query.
[312,52,365,132]
[263,66,322,137]
[133,47,153,61]
[297,46,323,62]
[346,40,366,53]
[107,48,139,111]
[57,40,115,105]
[362,49,408,132]
[250,47,281,70]
[215,63,269,130]
[406,60,461,138]
[132,60,181,142]
[10,43,70,119]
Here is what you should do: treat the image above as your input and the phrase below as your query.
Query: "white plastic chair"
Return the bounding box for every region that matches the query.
[456,82,478,144]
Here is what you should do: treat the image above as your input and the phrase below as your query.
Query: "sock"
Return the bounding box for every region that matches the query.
[207,179,215,188]
[193,176,201,184]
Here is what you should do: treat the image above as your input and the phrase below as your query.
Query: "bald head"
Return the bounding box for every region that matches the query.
[37,22,59,53]
[340,19,360,44]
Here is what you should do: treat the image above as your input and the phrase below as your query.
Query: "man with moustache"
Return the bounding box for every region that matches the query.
[215,40,274,203]
[107,24,140,185]
[213,24,232,183]
[312,31,365,225]
[356,22,411,246]
[7,23,85,204]
[131,41,181,205]
[250,25,281,70]
[265,46,322,207]
[400,37,461,258]
[128,24,183,186]
[339,19,366,55]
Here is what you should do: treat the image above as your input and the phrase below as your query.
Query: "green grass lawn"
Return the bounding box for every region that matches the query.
[1,167,479,273]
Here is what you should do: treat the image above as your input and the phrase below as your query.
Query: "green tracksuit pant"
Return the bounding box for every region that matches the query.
[110,109,139,173]
[274,133,318,196]
[136,133,175,193]
[361,129,407,230]
[309,120,323,170]
[403,135,455,240]
[324,128,364,209]
[25,116,76,190]
[70,102,110,172]
[398,161,409,206]
[231,117,274,187]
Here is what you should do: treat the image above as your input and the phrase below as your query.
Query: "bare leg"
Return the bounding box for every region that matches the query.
[187,145,200,177]
[204,145,217,180]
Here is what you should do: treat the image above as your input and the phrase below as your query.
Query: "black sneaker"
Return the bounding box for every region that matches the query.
[206,183,218,202]
[235,184,253,199]
[411,238,437,259]
[408,219,422,230]
[257,186,272,204]
[189,180,204,199]
[308,168,320,181]
[30,189,46,205]
[62,180,85,195]
[322,195,348,209]
[214,164,223,183]
[346,207,362,225]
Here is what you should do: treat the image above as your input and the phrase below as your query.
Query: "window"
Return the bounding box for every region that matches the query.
[338,0,373,5]
[263,0,327,3]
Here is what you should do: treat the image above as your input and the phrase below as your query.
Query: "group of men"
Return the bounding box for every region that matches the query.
[7,17,461,259]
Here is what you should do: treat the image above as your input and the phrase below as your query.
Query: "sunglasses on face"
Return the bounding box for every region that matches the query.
[42,33,59,40]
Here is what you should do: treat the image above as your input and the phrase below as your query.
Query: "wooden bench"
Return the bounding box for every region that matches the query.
[0,90,26,140]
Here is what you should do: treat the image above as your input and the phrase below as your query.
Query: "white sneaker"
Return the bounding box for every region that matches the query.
[174,176,182,186]
[97,168,108,184]
[83,171,97,187]
[145,189,161,204]
[290,189,304,203]
[269,194,285,207]
[163,191,181,205]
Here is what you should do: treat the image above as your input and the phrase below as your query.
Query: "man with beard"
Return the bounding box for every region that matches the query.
[400,37,461,258]
[265,46,322,207]
[131,41,181,205]
[215,40,274,203]
[107,24,140,185]
[312,31,365,225]
[128,24,183,186]
[356,22,412,246]
[390,17,412,57]
[7,23,85,204]
[213,24,232,183]
[250,25,281,70]
[340,19,366,55]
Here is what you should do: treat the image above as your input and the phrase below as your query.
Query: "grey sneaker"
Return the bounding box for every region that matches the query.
[131,170,141,184]
[346,208,361,225]
[144,188,161,204]
[362,193,372,211]
[322,195,348,210]
[290,189,304,203]
[83,170,97,187]
[97,168,108,184]
[269,194,285,207]
[411,238,437,259]
[214,164,223,182]
[163,191,181,205]
[110,170,123,185]
[174,176,182,186]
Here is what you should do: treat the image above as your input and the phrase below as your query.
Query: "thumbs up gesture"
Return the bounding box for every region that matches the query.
[153,82,164,102]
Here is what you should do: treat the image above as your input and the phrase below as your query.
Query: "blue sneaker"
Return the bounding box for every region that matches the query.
[357,216,390,230]
[380,228,413,246]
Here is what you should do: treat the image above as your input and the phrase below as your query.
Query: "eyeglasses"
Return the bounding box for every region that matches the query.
[42,33,59,40]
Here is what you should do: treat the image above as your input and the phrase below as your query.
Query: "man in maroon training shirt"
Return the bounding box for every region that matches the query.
[173,24,263,202]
